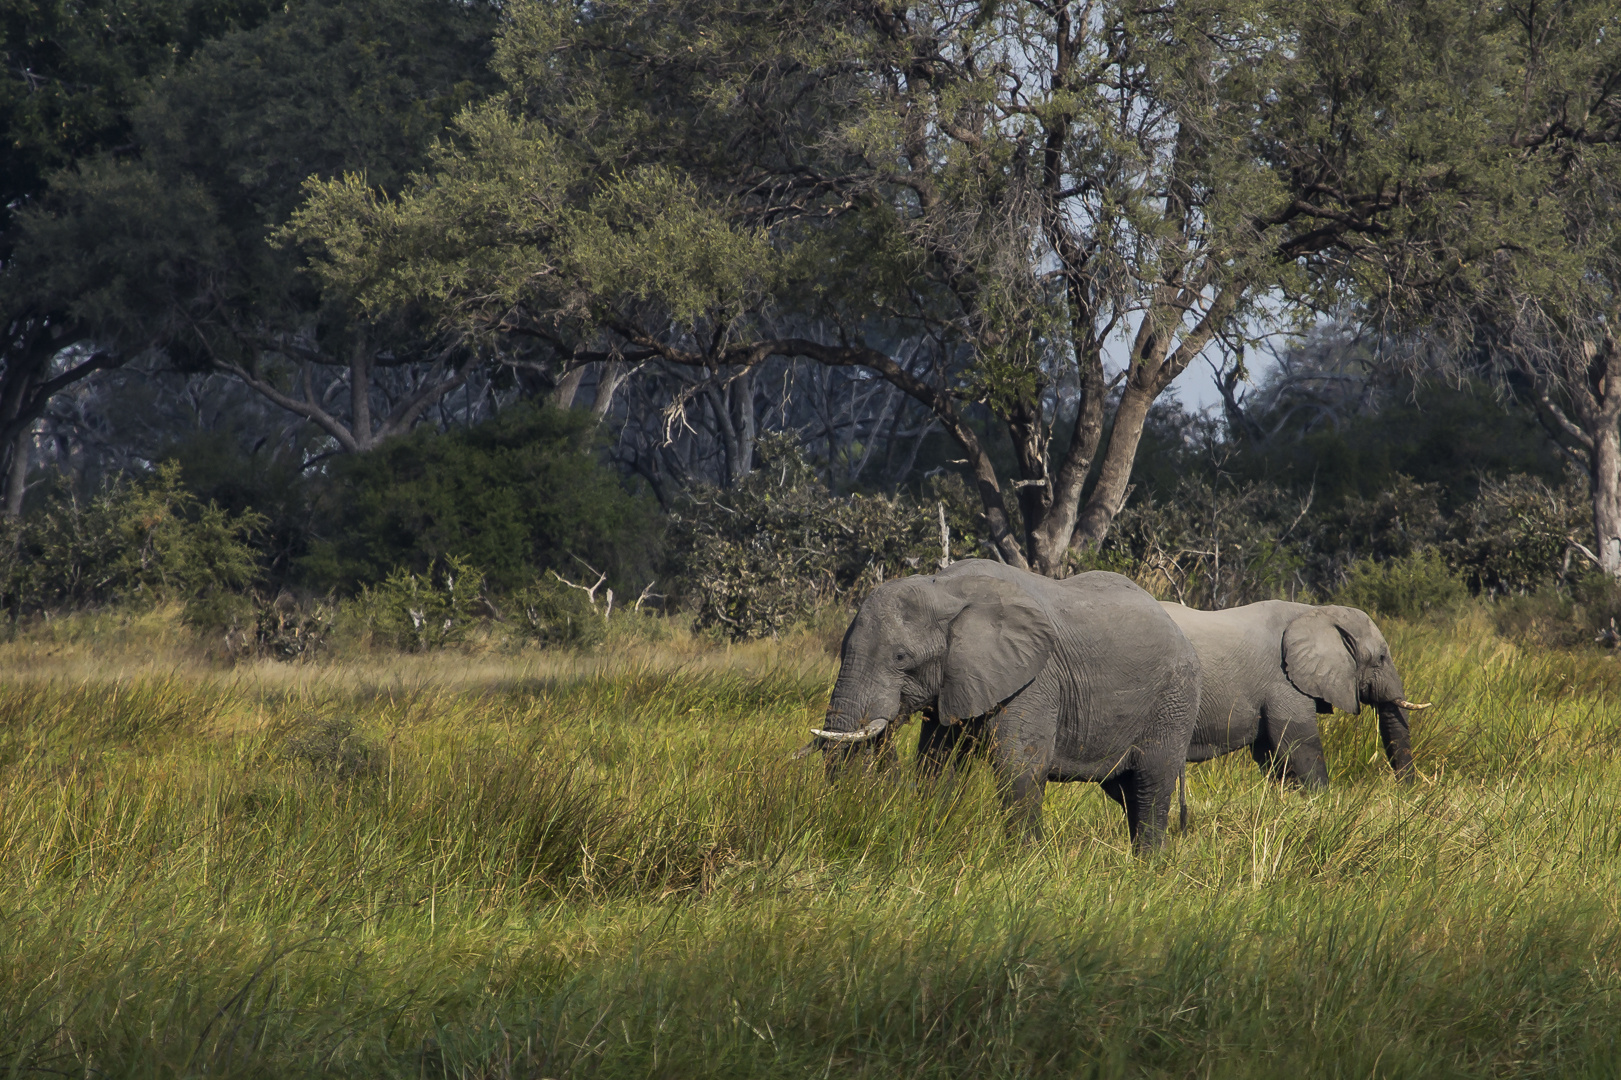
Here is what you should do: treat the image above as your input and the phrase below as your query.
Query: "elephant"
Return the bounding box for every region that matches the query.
[1158,600,1429,787]
[797,559,1202,852]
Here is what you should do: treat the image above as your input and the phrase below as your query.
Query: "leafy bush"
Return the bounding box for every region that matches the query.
[301,403,658,594]
[667,435,966,639]
[1334,548,1468,621]
[1443,473,1590,595]
[1098,476,1313,606]
[509,575,607,648]
[0,463,263,620]
[1573,573,1621,645]
[358,555,484,651]
[1306,476,1447,576]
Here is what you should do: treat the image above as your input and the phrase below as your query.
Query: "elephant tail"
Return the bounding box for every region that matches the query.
[1178,764,1188,832]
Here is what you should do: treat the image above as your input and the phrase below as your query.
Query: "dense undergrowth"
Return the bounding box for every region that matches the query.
[3,613,1621,1077]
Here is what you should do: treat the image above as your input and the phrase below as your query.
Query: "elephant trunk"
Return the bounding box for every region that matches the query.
[817,662,903,782]
[1365,665,1417,782]
[1376,703,1415,782]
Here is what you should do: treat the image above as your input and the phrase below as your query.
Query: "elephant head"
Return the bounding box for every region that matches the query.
[1281,605,1425,779]
[808,570,1057,778]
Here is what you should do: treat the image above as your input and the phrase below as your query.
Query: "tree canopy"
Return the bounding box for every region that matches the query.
[7,0,1621,607]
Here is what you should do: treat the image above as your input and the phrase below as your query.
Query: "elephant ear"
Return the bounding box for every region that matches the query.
[938,576,1057,722]
[1282,610,1360,713]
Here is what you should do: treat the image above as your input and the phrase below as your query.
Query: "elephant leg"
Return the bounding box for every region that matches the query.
[1254,699,1329,789]
[1098,767,1176,851]
[915,712,962,780]
[989,717,1050,843]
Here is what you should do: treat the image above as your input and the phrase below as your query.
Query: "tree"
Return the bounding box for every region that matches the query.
[291,0,1488,573]
[299,403,658,593]
[1,0,277,514]
[1478,1,1621,575]
[1344,0,1621,576]
[5,0,502,499]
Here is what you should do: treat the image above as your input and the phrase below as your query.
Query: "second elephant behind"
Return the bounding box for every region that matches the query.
[1159,600,1426,787]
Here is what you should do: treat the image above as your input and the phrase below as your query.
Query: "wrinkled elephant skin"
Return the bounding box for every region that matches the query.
[812,560,1201,852]
[1159,600,1418,787]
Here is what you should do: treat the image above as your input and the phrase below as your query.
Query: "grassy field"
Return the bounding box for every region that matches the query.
[4,609,1621,1078]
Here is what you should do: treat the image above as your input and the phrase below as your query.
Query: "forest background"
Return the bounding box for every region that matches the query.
[4,0,1621,649]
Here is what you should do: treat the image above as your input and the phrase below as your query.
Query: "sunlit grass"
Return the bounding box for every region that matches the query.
[3,609,1621,1076]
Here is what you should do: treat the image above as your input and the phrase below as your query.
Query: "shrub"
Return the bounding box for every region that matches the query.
[1573,572,1621,647]
[666,435,965,639]
[1444,473,1590,595]
[281,715,378,779]
[301,403,658,594]
[358,555,484,651]
[1334,548,1467,621]
[508,575,607,648]
[1096,475,1313,606]
[253,593,337,660]
[0,463,263,620]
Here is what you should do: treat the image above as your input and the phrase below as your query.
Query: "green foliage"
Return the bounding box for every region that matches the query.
[1493,573,1621,651]
[1443,473,1591,596]
[0,0,276,220]
[157,428,316,586]
[1241,379,1567,510]
[668,435,964,639]
[302,403,658,594]
[0,462,262,618]
[1096,475,1315,606]
[6,0,503,423]
[1087,463,1597,614]
[357,554,484,651]
[508,575,607,649]
[1334,549,1468,621]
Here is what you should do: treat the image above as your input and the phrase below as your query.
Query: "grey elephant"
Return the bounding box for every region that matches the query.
[1158,600,1429,787]
[799,560,1201,852]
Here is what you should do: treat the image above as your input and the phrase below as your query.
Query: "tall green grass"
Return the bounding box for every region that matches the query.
[3,616,1621,1077]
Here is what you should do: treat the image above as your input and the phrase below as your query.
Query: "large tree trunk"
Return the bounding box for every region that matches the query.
[1,366,31,520]
[1593,422,1621,575]
[1028,342,1108,575]
[1071,382,1155,548]
[553,365,588,408]
[349,338,374,450]
[592,359,627,419]
[4,423,28,519]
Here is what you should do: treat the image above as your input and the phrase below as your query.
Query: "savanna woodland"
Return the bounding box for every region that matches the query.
[4,0,1621,1075]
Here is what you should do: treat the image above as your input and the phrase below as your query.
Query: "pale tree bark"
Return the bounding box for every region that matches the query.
[1519,331,1621,577]
[1071,282,1244,549]
[4,422,29,518]
[592,359,628,420]
[1594,423,1621,575]
[701,369,757,486]
[553,365,588,408]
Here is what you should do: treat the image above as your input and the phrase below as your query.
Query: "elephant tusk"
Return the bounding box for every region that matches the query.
[1396,699,1432,711]
[808,717,890,743]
